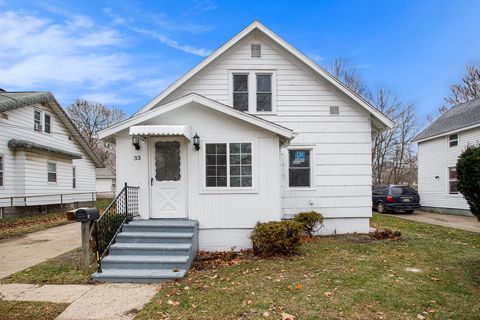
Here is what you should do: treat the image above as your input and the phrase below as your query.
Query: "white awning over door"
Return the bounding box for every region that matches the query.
[129,125,193,140]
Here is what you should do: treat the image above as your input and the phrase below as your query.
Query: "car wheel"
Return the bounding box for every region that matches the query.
[405,210,414,214]
[376,202,386,214]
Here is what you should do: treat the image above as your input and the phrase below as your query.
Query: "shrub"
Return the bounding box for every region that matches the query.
[293,211,324,237]
[369,228,402,240]
[250,220,303,256]
[456,146,480,221]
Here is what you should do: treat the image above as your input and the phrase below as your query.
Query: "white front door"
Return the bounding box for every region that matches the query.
[150,138,187,218]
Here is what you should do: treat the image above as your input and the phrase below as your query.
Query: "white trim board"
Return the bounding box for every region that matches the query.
[132,21,393,130]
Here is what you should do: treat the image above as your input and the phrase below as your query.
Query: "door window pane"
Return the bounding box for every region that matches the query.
[229,143,252,187]
[206,143,227,187]
[155,141,181,181]
[289,149,311,187]
[233,74,248,111]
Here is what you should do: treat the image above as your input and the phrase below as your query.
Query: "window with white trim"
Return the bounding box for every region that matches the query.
[251,44,261,58]
[72,166,76,189]
[233,74,249,111]
[44,114,51,134]
[47,162,57,183]
[448,134,458,147]
[205,143,252,188]
[448,167,458,194]
[0,155,4,187]
[256,74,272,112]
[288,149,311,187]
[34,110,42,131]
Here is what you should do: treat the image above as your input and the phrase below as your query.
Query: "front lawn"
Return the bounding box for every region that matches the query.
[0,212,71,240]
[2,248,96,284]
[0,300,68,320]
[136,214,480,320]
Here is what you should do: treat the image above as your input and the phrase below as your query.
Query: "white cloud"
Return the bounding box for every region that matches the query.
[81,92,138,105]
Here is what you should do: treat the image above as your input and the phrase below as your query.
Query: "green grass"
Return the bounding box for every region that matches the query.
[136,214,480,320]
[96,198,113,211]
[2,248,96,285]
[0,212,71,240]
[0,300,68,320]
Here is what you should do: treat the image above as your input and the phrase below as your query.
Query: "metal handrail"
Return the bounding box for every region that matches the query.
[93,183,139,272]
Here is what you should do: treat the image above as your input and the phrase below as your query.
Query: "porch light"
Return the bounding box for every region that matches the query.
[193,132,200,151]
[132,136,141,150]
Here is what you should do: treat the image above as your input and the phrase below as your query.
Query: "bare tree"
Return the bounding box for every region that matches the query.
[330,58,368,97]
[444,64,480,108]
[67,100,126,169]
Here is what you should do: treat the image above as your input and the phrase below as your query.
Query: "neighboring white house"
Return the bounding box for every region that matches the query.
[95,167,116,198]
[414,98,480,216]
[0,91,104,217]
[98,21,393,250]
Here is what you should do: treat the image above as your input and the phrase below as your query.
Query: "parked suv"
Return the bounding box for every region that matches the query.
[372,185,420,214]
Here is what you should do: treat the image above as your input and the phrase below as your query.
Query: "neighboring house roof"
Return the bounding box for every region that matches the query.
[96,167,115,179]
[98,93,295,140]
[413,98,480,142]
[8,139,83,159]
[0,91,104,168]
[133,21,394,131]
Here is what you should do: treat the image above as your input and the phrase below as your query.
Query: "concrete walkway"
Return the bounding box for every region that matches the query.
[387,211,480,233]
[0,283,158,320]
[0,223,81,279]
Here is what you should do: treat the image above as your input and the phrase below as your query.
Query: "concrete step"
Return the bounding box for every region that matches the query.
[102,255,190,269]
[124,220,198,233]
[116,232,194,243]
[109,242,192,256]
[92,268,187,283]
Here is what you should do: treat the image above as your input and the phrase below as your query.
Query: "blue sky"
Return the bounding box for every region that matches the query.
[1,0,479,124]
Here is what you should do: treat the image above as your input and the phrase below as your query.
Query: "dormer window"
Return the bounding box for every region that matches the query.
[251,44,261,58]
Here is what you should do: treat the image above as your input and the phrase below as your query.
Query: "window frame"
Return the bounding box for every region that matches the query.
[200,139,258,194]
[44,113,51,134]
[284,146,315,190]
[232,73,249,112]
[447,166,459,195]
[251,43,261,58]
[0,154,4,188]
[47,161,57,184]
[448,133,459,147]
[228,70,277,114]
[256,73,273,112]
[34,109,42,131]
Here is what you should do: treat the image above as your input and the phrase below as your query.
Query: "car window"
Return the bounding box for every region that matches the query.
[391,186,416,196]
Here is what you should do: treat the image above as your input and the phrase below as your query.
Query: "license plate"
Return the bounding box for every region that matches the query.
[403,198,411,203]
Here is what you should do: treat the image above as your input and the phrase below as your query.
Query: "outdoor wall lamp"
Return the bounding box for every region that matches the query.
[132,136,141,150]
[193,132,200,151]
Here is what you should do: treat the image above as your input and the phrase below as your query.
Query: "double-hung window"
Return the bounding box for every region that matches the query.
[288,149,311,188]
[0,155,4,187]
[206,142,252,188]
[256,74,272,112]
[448,134,458,147]
[448,167,458,194]
[44,114,51,134]
[47,162,57,183]
[34,110,42,131]
[233,74,249,111]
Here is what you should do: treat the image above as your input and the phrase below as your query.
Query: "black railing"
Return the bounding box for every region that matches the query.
[93,183,139,272]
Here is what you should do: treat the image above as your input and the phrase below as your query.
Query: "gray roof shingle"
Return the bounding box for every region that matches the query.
[413,98,480,142]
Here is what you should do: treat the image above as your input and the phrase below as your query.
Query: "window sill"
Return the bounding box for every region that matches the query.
[284,187,317,191]
[199,187,258,195]
[252,112,277,116]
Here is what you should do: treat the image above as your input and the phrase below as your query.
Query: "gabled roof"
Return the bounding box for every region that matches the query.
[413,98,480,142]
[97,93,295,140]
[0,91,104,168]
[134,21,393,131]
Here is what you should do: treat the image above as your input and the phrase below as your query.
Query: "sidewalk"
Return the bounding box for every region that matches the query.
[0,223,81,279]
[0,283,158,320]
[387,211,480,233]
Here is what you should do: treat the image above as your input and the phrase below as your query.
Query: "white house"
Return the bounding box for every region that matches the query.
[414,98,480,216]
[95,167,116,198]
[98,21,393,251]
[0,91,104,217]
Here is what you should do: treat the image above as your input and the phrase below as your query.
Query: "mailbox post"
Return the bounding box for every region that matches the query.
[66,208,100,276]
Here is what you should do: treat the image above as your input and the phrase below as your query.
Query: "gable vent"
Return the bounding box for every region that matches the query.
[330,106,340,115]
[251,44,261,58]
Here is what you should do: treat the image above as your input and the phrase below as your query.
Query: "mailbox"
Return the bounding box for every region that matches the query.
[66,208,100,222]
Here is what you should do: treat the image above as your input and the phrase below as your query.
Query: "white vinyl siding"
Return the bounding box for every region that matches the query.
[418,126,480,210]
[155,35,372,219]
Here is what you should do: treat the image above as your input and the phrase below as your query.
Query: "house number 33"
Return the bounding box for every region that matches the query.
[133,155,141,161]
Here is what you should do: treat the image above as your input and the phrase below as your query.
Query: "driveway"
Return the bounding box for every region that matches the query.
[386,211,480,233]
[0,222,81,279]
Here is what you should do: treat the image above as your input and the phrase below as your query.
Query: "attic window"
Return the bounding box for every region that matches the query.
[448,134,458,147]
[251,44,261,58]
[330,106,340,115]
